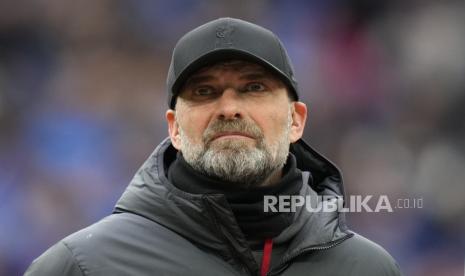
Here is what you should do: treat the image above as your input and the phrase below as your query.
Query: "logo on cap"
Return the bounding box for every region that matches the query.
[215,23,234,48]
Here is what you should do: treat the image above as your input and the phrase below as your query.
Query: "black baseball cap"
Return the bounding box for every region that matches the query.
[166,17,299,109]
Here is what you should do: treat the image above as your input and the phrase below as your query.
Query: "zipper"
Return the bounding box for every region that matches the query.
[266,233,354,276]
[260,238,274,276]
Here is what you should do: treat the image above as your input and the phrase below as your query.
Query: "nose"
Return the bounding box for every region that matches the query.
[215,88,243,120]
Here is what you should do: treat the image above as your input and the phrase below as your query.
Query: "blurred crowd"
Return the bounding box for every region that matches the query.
[1,0,464,275]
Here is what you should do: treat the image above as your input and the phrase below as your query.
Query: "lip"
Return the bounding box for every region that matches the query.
[211,132,255,141]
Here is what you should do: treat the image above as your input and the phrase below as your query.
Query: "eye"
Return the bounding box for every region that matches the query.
[193,86,215,96]
[244,82,266,92]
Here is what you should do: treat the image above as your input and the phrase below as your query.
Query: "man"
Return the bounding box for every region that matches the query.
[25,18,401,275]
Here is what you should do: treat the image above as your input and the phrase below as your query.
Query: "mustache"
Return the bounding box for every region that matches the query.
[203,119,264,144]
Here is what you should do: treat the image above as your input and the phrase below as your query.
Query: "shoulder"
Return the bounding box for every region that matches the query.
[343,233,399,261]
[24,213,169,275]
[62,212,189,252]
[295,232,402,276]
[326,232,402,275]
[25,212,200,275]
[24,241,83,276]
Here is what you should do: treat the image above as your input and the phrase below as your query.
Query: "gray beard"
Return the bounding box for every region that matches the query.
[178,112,291,188]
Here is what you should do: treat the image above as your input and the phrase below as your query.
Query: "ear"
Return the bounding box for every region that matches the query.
[289,102,307,143]
[166,109,182,150]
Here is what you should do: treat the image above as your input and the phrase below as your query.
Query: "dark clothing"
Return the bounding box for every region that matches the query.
[25,138,402,276]
[168,152,302,241]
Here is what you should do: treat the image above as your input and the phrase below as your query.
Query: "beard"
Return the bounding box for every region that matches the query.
[178,110,292,188]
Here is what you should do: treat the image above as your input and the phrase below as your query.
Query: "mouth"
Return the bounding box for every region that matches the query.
[211,132,255,141]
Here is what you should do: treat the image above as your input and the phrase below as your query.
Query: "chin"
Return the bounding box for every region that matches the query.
[210,138,255,150]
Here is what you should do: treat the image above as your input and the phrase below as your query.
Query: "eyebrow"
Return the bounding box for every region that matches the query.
[184,75,216,87]
[184,69,274,87]
[239,72,270,81]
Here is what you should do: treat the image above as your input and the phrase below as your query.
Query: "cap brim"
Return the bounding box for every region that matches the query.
[170,49,298,109]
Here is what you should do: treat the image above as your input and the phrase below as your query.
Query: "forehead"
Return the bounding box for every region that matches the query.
[187,60,280,80]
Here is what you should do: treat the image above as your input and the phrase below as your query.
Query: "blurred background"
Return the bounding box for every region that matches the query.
[1,0,464,275]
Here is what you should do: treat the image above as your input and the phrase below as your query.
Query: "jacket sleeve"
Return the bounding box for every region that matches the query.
[24,241,84,276]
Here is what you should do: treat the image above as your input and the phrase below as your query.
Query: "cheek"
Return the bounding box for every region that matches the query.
[177,111,210,143]
[258,109,290,143]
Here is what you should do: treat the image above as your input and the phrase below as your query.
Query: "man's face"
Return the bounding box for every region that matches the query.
[166,60,307,187]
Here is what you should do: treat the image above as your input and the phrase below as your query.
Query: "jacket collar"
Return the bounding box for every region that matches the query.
[114,137,351,268]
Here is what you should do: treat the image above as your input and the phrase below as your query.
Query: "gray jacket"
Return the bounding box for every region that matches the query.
[25,138,401,275]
